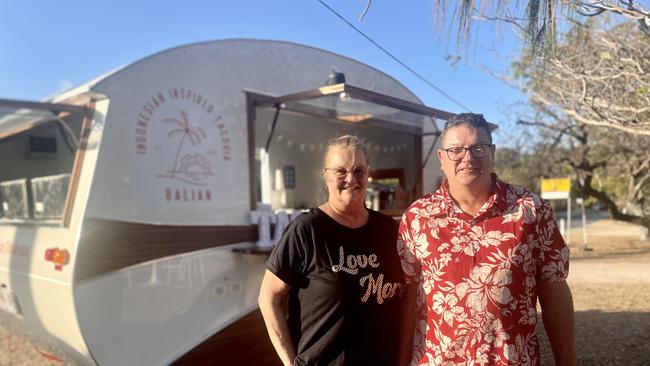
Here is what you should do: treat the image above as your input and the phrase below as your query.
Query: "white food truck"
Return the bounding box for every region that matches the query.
[0,39,452,365]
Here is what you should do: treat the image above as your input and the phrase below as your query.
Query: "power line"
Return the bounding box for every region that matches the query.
[316,0,472,112]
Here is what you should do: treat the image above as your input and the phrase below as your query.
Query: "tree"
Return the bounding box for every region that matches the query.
[516,115,650,225]
[426,0,650,55]
[518,19,650,136]
[493,137,556,193]
[509,18,650,225]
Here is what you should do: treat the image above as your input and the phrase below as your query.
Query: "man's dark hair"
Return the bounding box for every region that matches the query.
[441,113,494,145]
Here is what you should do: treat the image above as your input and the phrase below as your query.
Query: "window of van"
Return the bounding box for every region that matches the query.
[0,100,88,224]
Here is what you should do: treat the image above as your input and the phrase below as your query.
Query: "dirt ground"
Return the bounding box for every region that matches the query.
[537,224,650,366]
[1,220,649,366]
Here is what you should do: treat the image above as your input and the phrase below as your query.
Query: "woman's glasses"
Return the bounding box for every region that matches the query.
[323,165,369,180]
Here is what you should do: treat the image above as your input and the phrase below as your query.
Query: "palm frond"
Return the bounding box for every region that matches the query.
[167,129,185,138]
[163,118,184,128]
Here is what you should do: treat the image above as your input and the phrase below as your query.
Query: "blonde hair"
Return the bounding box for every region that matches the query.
[322,135,369,167]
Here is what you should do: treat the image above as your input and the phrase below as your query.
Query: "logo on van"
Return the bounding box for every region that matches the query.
[157,109,214,186]
[134,88,233,199]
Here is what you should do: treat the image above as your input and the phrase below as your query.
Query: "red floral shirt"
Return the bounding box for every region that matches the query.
[398,175,569,366]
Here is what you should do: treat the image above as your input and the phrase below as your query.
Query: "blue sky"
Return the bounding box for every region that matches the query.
[0,0,525,143]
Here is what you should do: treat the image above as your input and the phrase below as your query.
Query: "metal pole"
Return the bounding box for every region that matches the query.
[566,197,571,245]
[582,204,587,246]
[580,198,589,250]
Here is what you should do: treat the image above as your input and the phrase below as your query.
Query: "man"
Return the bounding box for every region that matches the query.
[398,113,575,366]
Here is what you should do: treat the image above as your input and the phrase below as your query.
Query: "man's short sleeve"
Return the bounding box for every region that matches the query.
[398,210,422,285]
[535,199,570,282]
[266,218,309,287]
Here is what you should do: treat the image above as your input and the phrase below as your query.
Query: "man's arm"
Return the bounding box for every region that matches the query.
[258,270,295,366]
[398,284,417,366]
[538,280,576,366]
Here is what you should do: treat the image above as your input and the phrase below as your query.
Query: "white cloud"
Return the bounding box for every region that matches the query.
[58,79,73,92]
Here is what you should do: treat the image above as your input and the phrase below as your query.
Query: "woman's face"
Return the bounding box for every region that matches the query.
[323,146,369,209]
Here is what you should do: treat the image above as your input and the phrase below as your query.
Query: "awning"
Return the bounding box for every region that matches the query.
[0,98,88,140]
[251,83,454,136]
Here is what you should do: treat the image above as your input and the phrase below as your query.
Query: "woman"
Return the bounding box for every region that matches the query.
[258,135,404,366]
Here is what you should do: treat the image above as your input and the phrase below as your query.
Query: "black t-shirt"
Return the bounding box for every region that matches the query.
[266,208,404,366]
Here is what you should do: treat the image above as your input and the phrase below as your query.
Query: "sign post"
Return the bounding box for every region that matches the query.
[575,197,590,250]
[541,177,572,244]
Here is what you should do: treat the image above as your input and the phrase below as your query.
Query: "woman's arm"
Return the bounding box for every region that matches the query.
[258,270,296,366]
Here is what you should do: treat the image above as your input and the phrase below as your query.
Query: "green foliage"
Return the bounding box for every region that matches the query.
[493,148,544,193]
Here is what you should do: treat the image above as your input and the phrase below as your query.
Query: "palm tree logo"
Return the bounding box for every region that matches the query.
[159,110,213,185]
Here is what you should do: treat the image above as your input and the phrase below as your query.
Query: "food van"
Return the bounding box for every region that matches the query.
[0,39,452,365]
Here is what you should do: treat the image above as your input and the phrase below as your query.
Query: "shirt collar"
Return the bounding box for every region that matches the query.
[492,174,508,213]
[436,173,509,218]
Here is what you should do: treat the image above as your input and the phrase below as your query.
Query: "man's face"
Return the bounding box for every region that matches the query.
[437,125,494,189]
[323,147,369,208]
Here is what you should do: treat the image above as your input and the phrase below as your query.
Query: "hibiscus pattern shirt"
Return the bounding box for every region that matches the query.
[398,175,569,366]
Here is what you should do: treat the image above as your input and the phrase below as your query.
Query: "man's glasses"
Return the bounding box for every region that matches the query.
[323,165,369,180]
[441,144,493,161]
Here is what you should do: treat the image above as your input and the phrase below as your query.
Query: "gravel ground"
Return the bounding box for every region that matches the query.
[0,333,77,366]
[537,234,650,366]
[1,221,649,366]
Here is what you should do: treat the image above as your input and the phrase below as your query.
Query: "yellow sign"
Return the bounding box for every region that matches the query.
[541,177,571,199]
[541,178,571,193]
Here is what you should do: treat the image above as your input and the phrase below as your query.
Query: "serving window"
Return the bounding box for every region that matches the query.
[247,83,452,216]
